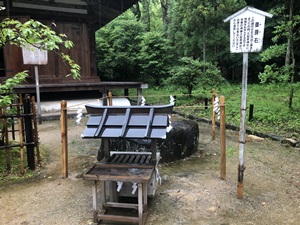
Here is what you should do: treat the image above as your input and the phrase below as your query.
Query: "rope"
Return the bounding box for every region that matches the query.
[63,93,213,111]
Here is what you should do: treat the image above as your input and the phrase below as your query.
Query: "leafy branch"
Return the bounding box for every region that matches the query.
[0,18,81,80]
[0,13,81,108]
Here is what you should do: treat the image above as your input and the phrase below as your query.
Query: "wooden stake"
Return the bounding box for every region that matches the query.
[108,91,113,106]
[10,105,15,140]
[17,103,25,175]
[3,108,11,172]
[211,89,216,140]
[220,96,226,180]
[237,166,245,199]
[61,100,68,178]
[23,95,35,170]
[31,96,41,165]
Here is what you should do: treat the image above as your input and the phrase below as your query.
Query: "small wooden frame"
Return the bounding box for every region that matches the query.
[83,163,154,225]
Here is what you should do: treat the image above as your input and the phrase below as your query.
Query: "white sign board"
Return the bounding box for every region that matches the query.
[224,6,273,53]
[230,12,265,53]
[22,45,48,65]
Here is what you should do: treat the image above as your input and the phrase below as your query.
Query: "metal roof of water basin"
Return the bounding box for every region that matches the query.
[81,104,174,139]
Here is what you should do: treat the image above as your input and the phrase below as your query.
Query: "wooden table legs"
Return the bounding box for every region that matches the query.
[91,181,148,225]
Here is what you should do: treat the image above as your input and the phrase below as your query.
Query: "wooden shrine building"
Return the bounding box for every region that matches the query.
[0,0,142,96]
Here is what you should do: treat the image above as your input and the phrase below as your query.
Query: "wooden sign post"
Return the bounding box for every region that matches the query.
[22,45,48,124]
[224,7,272,199]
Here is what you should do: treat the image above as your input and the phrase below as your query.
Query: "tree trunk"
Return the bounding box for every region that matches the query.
[131,2,141,21]
[286,0,295,108]
[188,85,193,97]
[160,0,170,32]
[202,17,206,63]
[143,0,151,31]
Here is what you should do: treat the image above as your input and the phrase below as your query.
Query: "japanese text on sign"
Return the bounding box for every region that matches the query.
[230,11,266,53]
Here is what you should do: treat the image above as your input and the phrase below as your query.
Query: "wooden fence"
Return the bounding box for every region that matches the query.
[0,95,40,174]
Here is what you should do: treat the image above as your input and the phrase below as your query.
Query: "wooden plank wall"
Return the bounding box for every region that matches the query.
[1,19,99,84]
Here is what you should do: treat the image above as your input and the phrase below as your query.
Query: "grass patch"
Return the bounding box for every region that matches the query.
[130,83,300,138]
[226,146,238,157]
[0,143,48,183]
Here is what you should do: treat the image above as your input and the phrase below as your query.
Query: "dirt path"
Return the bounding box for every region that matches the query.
[0,117,299,225]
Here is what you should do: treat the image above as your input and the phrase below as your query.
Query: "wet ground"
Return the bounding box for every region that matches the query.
[0,116,299,225]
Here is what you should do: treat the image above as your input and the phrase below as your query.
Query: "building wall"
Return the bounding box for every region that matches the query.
[0,18,99,84]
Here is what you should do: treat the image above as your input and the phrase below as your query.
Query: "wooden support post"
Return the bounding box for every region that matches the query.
[249,104,254,121]
[108,91,113,106]
[31,96,41,165]
[138,183,143,225]
[103,138,110,159]
[205,98,208,110]
[23,95,35,170]
[34,65,42,124]
[10,105,15,140]
[151,140,157,161]
[17,103,25,175]
[92,181,98,223]
[3,108,11,171]
[211,89,216,140]
[124,89,129,98]
[137,88,143,105]
[220,96,226,180]
[237,52,249,199]
[102,89,108,106]
[61,100,68,178]
[0,110,2,156]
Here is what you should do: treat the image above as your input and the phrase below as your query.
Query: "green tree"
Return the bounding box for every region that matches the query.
[0,14,80,107]
[166,0,246,80]
[258,0,300,108]
[132,0,162,32]
[96,12,144,81]
[165,57,224,96]
[139,31,173,85]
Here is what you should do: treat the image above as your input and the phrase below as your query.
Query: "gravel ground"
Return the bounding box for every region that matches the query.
[0,116,299,225]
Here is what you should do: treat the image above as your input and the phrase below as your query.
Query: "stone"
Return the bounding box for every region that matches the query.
[246,134,264,142]
[281,138,297,147]
[157,118,199,162]
[98,117,199,163]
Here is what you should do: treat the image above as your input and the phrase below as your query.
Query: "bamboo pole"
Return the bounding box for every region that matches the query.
[61,100,68,178]
[10,105,15,140]
[17,103,25,175]
[31,96,41,165]
[211,89,216,140]
[220,96,226,180]
[3,108,11,171]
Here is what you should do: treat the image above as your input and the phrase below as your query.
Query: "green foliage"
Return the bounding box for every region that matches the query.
[170,83,300,138]
[168,0,246,61]
[0,12,81,108]
[138,31,173,85]
[96,12,144,81]
[0,18,80,80]
[140,83,300,138]
[260,44,287,63]
[258,63,291,83]
[0,71,27,107]
[259,3,300,84]
[165,57,224,96]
